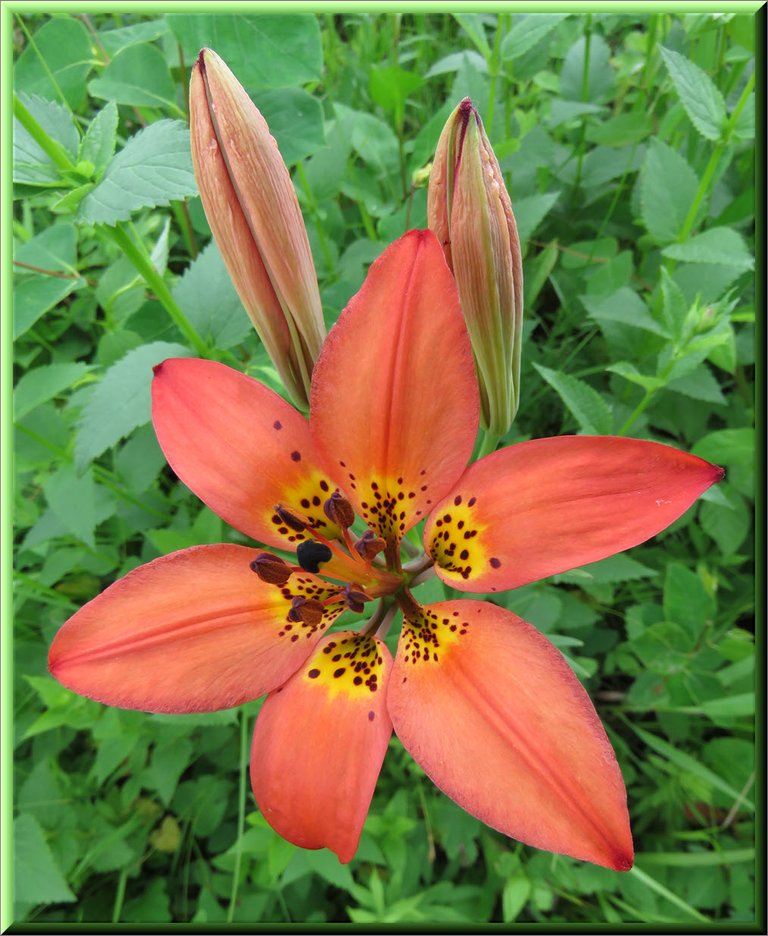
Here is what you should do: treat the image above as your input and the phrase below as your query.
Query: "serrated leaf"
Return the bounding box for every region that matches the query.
[78,120,197,225]
[74,341,192,470]
[533,364,613,434]
[581,288,666,336]
[172,241,252,350]
[501,14,567,61]
[607,362,666,392]
[168,14,322,88]
[14,814,76,905]
[89,43,178,109]
[662,227,754,270]
[700,485,750,555]
[43,464,97,547]
[560,34,615,103]
[666,364,726,404]
[13,93,79,186]
[80,102,118,176]
[639,138,699,243]
[14,363,91,420]
[14,17,94,110]
[692,428,753,466]
[660,46,726,142]
[254,87,325,166]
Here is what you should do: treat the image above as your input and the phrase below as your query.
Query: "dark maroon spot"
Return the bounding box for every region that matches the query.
[333,668,345,678]
[307,668,320,679]
[291,450,301,462]
[490,557,502,568]
[273,420,283,430]
[368,711,375,721]
[454,495,462,506]
[468,496,476,507]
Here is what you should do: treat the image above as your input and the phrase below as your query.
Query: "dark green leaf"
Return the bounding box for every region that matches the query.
[14,17,94,110]
[660,46,726,142]
[89,43,178,109]
[662,227,754,270]
[533,364,612,434]
[14,813,76,905]
[254,87,325,166]
[79,120,197,225]
[79,103,119,177]
[639,138,699,243]
[502,14,566,61]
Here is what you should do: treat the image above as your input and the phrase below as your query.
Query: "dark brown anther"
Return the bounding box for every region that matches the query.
[249,552,291,585]
[323,490,355,529]
[343,585,371,614]
[354,529,387,561]
[274,504,307,532]
[287,596,324,627]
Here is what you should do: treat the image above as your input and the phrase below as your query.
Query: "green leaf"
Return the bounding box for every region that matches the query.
[79,102,119,178]
[663,564,716,640]
[145,738,194,806]
[586,112,654,147]
[13,277,80,340]
[172,240,251,349]
[15,222,78,275]
[697,694,754,720]
[78,120,197,225]
[533,364,613,434]
[340,107,400,177]
[700,485,750,555]
[502,14,566,61]
[89,43,178,109]
[581,288,666,336]
[560,34,615,103]
[692,428,754,467]
[43,464,97,547]
[14,813,76,905]
[558,554,657,585]
[14,363,91,420]
[513,192,560,244]
[74,341,192,470]
[639,139,699,243]
[98,19,169,56]
[14,17,94,110]
[660,46,726,142]
[369,66,423,128]
[13,93,79,186]
[666,364,726,404]
[607,362,665,392]
[254,87,325,166]
[662,227,754,270]
[168,14,322,88]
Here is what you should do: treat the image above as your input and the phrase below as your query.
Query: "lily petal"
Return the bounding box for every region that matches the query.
[152,358,341,549]
[49,545,342,713]
[310,230,479,543]
[388,599,633,870]
[251,631,393,863]
[425,436,724,591]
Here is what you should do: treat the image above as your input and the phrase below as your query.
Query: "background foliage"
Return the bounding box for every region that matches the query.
[11,10,756,926]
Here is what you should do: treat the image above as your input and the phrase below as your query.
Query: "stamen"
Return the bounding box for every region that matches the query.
[249,552,292,585]
[286,596,325,627]
[323,491,355,529]
[296,540,333,573]
[343,584,373,614]
[354,529,387,561]
[273,505,307,533]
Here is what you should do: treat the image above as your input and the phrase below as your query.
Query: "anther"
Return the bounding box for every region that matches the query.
[323,491,355,529]
[286,597,325,627]
[273,505,307,533]
[249,552,291,585]
[343,585,372,614]
[296,540,333,573]
[354,529,387,561]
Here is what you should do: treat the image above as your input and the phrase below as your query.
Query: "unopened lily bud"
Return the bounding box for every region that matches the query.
[250,552,291,585]
[428,98,524,437]
[189,49,325,409]
[323,491,355,529]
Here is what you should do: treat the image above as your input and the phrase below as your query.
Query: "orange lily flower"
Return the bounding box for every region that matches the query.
[49,231,722,870]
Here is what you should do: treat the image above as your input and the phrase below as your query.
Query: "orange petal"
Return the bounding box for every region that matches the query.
[49,545,344,713]
[388,599,634,870]
[425,436,724,591]
[310,230,479,543]
[152,358,342,549]
[250,631,393,862]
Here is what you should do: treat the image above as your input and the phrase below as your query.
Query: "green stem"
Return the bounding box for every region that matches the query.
[13,94,77,173]
[677,71,755,244]
[476,430,500,459]
[112,868,128,923]
[571,17,593,197]
[171,201,198,260]
[485,14,506,138]
[227,709,249,924]
[102,225,209,357]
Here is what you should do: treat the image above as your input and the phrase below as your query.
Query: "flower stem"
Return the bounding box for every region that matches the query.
[101,224,210,357]
[227,708,249,923]
[476,430,500,460]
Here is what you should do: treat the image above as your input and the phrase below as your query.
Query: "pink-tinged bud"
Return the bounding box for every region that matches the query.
[428,98,524,437]
[189,49,325,409]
